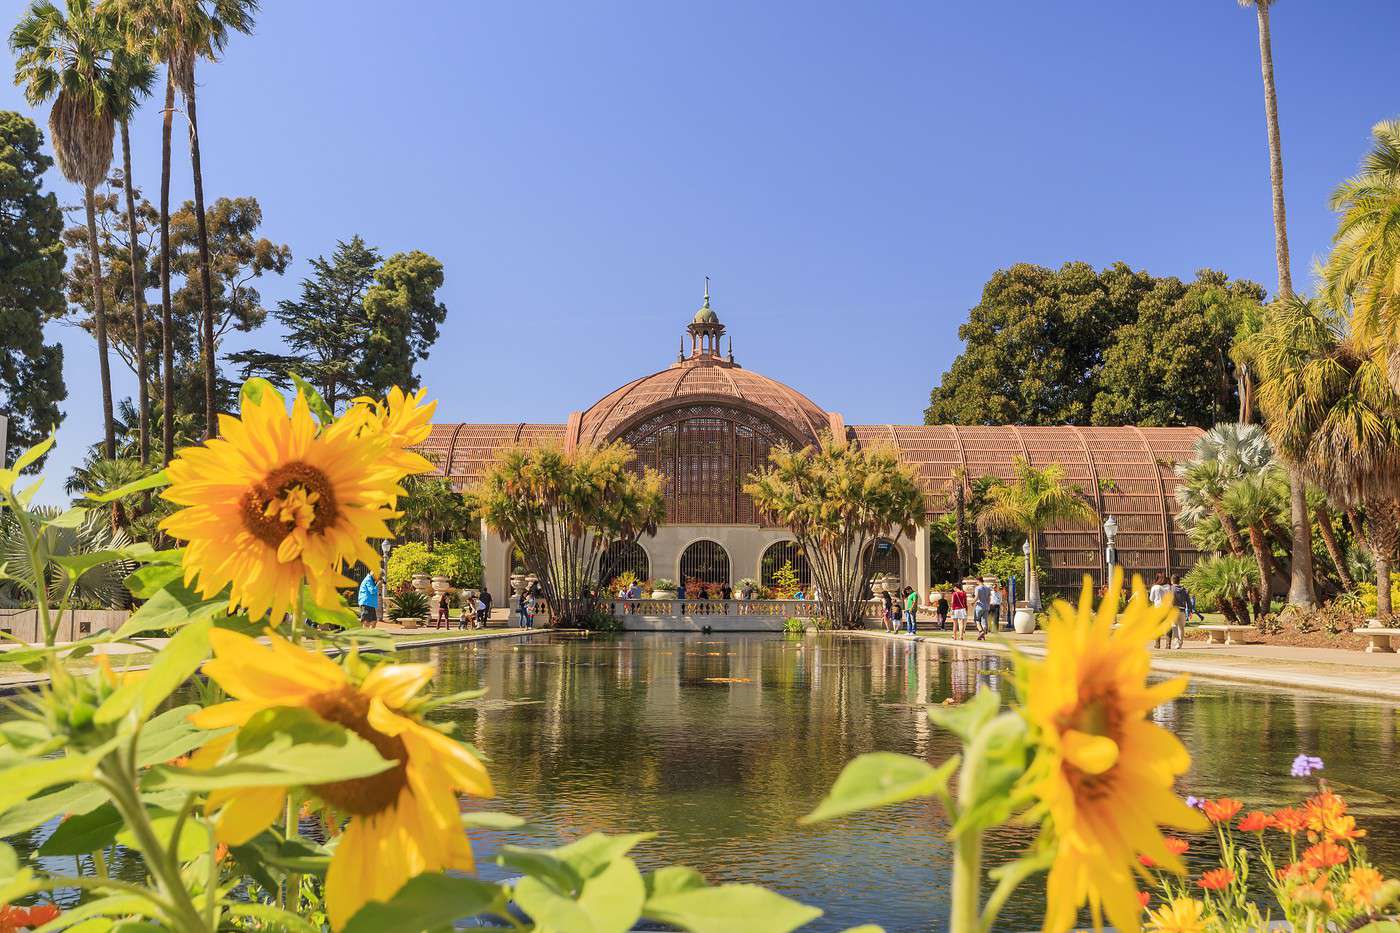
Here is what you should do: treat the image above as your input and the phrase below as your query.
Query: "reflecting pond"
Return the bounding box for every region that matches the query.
[430,631,1400,931]
[10,631,1400,930]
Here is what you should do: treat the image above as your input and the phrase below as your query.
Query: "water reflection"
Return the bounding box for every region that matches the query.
[414,632,1399,931]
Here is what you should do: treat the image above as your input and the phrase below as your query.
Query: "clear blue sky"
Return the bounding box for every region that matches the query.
[5,0,1399,504]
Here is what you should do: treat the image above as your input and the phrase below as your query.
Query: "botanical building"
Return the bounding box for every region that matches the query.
[421,291,1202,600]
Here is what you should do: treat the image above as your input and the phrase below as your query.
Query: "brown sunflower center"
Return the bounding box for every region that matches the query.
[307,687,408,816]
[240,462,341,549]
[1057,684,1124,801]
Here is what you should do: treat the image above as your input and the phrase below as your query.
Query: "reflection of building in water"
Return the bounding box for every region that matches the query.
[421,288,1203,600]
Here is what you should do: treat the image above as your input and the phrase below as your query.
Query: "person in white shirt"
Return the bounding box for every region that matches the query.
[1149,572,1168,648]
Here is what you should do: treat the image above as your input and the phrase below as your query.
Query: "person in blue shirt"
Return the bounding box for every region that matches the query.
[357,571,380,628]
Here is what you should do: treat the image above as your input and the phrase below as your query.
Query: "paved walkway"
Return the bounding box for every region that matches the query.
[860,628,1400,702]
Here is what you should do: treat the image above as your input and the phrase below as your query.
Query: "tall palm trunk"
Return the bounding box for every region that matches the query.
[159,73,175,466]
[1313,503,1355,591]
[1212,503,1248,557]
[84,186,115,459]
[118,119,149,465]
[1368,505,1400,622]
[1249,1,1316,608]
[184,81,217,439]
[1246,523,1273,618]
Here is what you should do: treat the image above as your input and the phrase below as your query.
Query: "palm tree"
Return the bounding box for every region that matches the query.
[11,0,120,458]
[1222,466,1287,618]
[1325,119,1400,389]
[109,37,155,464]
[1176,457,1248,557]
[110,0,256,441]
[1251,295,1400,619]
[393,475,475,551]
[64,452,154,535]
[976,457,1097,609]
[1237,0,1317,610]
[1184,554,1260,626]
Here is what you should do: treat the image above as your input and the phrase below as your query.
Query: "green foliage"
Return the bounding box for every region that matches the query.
[231,236,446,412]
[0,111,66,462]
[782,616,806,633]
[390,588,430,618]
[387,541,432,591]
[430,538,482,589]
[925,262,1261,428]
[771,560,801,599]
[975,545,1045,592]
[393,474,474,547]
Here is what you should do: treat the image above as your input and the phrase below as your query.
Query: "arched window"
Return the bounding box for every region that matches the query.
[761,540,811,588]
[862,537,902,580]
[599,540,649,586]
[680,540,730,585]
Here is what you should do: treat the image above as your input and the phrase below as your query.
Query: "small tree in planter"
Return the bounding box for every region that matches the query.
[745,434,925,628]
[470,442,665,626]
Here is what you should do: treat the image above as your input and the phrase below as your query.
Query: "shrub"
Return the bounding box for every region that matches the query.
[391,588,429,618]
[580,607,624,632]
[651,578,676,593]
[976,544,1047,592]
[387,541,432,591]
[783,616,806,633]
[771,561,801,599]
[430,539,482,589]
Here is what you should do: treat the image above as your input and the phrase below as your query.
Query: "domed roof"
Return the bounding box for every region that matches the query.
[692,299,719,325]
[577,357,828,448]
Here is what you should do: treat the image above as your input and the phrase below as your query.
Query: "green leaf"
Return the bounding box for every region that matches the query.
[33,895,153,932]
[224,902,323,933]
[289,373,335,424]
[800,753,958,824]
[145,728,392,791]
[340,872,500,933]
[926,687,1001,741]
[495,845,583,896]
[55,544,160,578]
[124,563,183,599]
[642,884,822,933]
[0,782,108,837]
[85,470,169,503]
[461,810,525,830]
[302,584,358,628]
[38,802,123,856]
[1355,923,1400,933]
[114,579,228,638]
[514,875,598,933]
[553,831,655,879]
[576,855,646,933]
[43,506,89,529]
[62,919,117,933]
[12,434,55,475]
[135,705,213,767]
[116,810,211,862]
[644,866,707,899]
[95,619,212,725]
[0,745,113,815]
[240,377,281,410]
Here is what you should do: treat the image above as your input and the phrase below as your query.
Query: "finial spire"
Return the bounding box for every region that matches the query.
[727,335,734,363]
[679,336,685,362]
[703,275,710,305]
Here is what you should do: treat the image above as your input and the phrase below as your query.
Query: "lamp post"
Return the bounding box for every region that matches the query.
[379,539,392,624]
[1022,538,1039,610]
[1103,514,1119,587]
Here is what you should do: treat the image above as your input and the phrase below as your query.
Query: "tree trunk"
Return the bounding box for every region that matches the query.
[954,483,966,577]
[1314,503,1355,591]
[1377,555,1392,623]
[1212,503,1248,557]
[84,187,116,460]
[160,73,175,466]
[1368,504,1400,623]
[1232,595,1253,626]
[1247,523,1273,618]
[1254,0,1293,299]
[185,82,218,439]
[119,119,150,465]
[1286,466,1317,608]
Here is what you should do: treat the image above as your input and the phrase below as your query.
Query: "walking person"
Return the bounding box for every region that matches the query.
[1169,575,1190,649]
[357,570,380,629]
[935,590,949,631]
[881,588,895,633]
[479,587,493,628]
[903,586,918,634]
[949,585,968,640]
[989,580,1003,633]
[973,578,991,641]
[436,593,451,629]
[523,591,537,630]
[1149,572,1168,648]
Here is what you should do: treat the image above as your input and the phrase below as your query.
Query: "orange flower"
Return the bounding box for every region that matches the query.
[1272,806,1308,834]
[1137,890,1151,909]
[1197,868,1235,891]
[1305,791,1347,834]
[0,904,60,931]
[1288,875,1336,911]
[1238,810,1274,832]
[1342,865,1384,907]
[1140,854,1157,867]
[1277,862,1312,882]
[1302,840,1350,870]
[1202,798,1242,823]
[1164,836,1189,857]
[1322,813,1366,842]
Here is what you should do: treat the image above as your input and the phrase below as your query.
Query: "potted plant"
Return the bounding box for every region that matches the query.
[392,588,430,628]
[651,578,678,599]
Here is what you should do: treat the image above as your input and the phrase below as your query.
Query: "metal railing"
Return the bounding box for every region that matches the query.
[609,598,886,620]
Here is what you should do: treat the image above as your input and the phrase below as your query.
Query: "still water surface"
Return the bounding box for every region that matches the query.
[421,631,1400,931]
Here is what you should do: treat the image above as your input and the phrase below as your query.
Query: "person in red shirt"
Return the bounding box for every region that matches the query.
[949,584,969,640]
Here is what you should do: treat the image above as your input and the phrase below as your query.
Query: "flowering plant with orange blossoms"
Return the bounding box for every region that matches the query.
[1135,770,1400,932]
[0,380,822,933]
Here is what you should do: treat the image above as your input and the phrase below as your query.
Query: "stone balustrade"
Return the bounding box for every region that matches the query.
[609,598,884,631]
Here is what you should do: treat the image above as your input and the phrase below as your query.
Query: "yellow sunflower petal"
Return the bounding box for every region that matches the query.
[361,663,435,708]
[188,699,263,731]
[1062,730,1119,776]
[210,785,287,846]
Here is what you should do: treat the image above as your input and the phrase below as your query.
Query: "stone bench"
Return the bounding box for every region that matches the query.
[1354,627,1400,653]
[1198,624,1253,646]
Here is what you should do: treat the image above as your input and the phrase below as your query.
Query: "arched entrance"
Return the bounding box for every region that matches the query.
[761,540,811,589]
[680,540,730,586]
[599,540,649,586]
[862,537,902,581]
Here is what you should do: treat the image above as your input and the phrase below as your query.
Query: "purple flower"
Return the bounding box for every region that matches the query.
[1185,795,1203,810]
[1291,754,1324,778]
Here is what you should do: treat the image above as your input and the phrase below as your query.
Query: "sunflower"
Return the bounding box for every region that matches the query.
[1144,897,1206,933]
[160,386,404,622]
[348,386,438,476]
[189,629,493,929]
[1021,571,1207,933]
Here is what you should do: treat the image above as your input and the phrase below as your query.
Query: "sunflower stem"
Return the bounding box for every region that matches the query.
[950,734,988,933]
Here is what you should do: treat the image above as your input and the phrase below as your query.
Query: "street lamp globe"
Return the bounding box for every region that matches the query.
[1103,515,1118,542]
[1021,539,1031,557]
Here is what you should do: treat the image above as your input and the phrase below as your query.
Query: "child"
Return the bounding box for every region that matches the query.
[459,598,475,631]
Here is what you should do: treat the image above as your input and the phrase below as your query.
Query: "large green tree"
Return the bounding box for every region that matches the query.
[231,236,446,411]
[0,111,66,463]
[925,263,1262,428]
